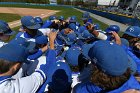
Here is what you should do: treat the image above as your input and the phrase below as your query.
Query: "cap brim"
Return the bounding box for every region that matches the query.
[5,30,16,35]
[27,23,41,29]
[124,31,138,37]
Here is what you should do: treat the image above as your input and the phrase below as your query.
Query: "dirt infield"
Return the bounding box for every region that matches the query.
[0,7,59,28]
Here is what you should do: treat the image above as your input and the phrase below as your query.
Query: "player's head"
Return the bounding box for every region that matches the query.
[0,43,28,76]
[122,26,140,46]
[68,23,76,31]
[21,16,41,37]
[69,16,77,23]
[82,12,90,23]
[65,32,77,45]
[49,15,57,21]
[34,16,43,26]
[59,16,64,21]
[88,40,130,90]
[0,21,15,41]
[47,61,72,93]
[105,25,120,33]
[35,35,48,48]
[65,47,89,72]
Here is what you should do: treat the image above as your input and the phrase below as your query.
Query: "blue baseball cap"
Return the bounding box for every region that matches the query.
[78,30,94,39]
[68,23,76,31]
[34,16,43,24]
[9,37,28,46]
[65,47,81,66]
[35,35,48,45]
[88,40,128,76]
[59,16,64,21]
[59,29,67,37]
[66,32,77,45]
[49,15,57,20]
[87,18,93,24]
[21,16,41,29]
[0,43,28,63]
[47,62,72,93]
[9,37,36,51]
[94,23,100,30]
[124,26,140,38]
[78,26,87,33]
[0,21,15,35]
[105,25,120,33]
[69,16,77,23]
[42,20,52,28]
[82,12,90,20]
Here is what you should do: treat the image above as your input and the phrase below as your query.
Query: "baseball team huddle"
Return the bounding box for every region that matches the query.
[0,11,140,93]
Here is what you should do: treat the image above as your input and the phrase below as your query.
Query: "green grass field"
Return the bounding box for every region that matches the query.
[0,4,109,40]
[0,13,21,22]
[0,4,108,30]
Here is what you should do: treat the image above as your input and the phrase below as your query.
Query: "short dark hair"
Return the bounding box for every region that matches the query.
[90,65,131,91]
[0,59,19,74]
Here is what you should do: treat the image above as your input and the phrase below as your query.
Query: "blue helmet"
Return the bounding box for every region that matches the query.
[49,15,57,20]
[34,17,43,24]
[42,20,52,28]
[59,16,64,21]
[94,23,100,30]
[82,12,90,20]
[105,25,120,33]
[68,23,76,31]
[69,16,77,23]
[124,26,140,38]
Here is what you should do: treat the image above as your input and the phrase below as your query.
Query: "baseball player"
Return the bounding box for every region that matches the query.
[73,40,140,93]
[16,16,43,39]
[81,12,93,25]
[121,26,140,75]
[65,46,91,87]
[0,43,47,93]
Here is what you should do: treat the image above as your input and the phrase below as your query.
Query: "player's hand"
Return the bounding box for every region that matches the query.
[49,31,57,49]
[135,42,140,50]
[86,22,94,33]
[111,31,121,45]
[49,31,57,42]
[122,89,140,93]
